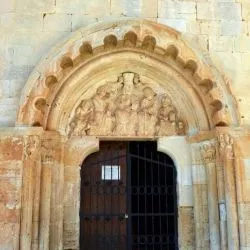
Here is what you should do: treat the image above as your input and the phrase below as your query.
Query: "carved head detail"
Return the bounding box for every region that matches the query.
[161,95,172,107]
[122,72,135,95]
[143,87,156,100]
[96,84,109,98]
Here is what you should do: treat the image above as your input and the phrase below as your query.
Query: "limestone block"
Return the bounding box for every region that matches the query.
[43,13,72,32]
[179,185,193,206]
[243,180,250,202]
[197,2,241,21]
[56,0,84,13]
[235,35,250,52]
[158,0,196,19]
[141,0,158,18]
[84,0,110,17]
[0,116,15,127]
[0,222,19,250]
[244,159,250,180]
[71,15,96,31]
[192,164,207,184]
[193,184,208,206]
[197,3,214,20]
[200,20,220,35]
[0,80,10,98]
[242,3,250,21]
[11,45,34,66]
[210,51,242,80]
[221,21,246,36]
[111,0,157,17]
[209,36,234,52]
[186,20,201,35]
[185,34,209,53]
[0,80,24,99]
[216,3,241,20]
[181,165,193,185]
[0,137,23,161]
[0,202,20,223]
[0,0,15,13]
[157,18,186,32]
[0,13,43,31]
[178,207,194,249]
[16,0,55,13]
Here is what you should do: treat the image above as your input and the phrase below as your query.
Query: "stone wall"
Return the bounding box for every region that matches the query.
[0,0,250,126]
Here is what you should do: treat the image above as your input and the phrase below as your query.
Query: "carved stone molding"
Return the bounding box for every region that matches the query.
[200,142,216,164]
[16,19,240,134]
[68,72,185,137]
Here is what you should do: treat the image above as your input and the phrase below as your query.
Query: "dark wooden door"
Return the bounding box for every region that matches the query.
[80,141,178,250]
[80,142,128,250]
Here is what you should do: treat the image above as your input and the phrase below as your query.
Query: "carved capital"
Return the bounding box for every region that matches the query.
[24,135,40,160]
[41,137,61,164]
[217,134,234,159]
[200,142,216,164]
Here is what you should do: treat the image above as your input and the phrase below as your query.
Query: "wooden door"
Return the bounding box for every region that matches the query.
[80,141,178,250]
[80,142,128,250]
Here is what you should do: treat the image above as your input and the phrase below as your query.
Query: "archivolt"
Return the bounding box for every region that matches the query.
[16,19,239,135]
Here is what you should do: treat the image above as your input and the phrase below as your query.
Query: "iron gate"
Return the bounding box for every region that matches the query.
[80,141,178,250]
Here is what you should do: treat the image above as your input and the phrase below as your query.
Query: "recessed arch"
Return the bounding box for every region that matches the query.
[16,19,239,137]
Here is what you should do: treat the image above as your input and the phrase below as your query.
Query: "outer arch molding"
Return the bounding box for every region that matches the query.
[16,19,240,136]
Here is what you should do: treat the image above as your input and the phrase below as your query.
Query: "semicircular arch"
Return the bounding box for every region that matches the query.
[16,19,240,137]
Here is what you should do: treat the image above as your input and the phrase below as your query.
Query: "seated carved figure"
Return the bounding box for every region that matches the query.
[138,87,158,136]
[69,99,94,136]
[114,94,131,135]
[90,84,110,135]
[157,96,177,136]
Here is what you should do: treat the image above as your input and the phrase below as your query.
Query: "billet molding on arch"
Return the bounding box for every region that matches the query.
[16,19,239,135]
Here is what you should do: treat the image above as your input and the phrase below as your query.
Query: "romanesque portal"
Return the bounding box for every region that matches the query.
[4,20,243,250]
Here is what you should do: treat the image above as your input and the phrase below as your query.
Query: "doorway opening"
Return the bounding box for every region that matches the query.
[80,141,178,250]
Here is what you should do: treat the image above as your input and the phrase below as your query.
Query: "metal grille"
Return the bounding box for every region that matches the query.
[80,141,178,250]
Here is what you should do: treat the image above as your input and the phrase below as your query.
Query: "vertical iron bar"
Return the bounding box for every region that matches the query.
[127,142,132,250]
[173,165,178,249]
[144,144,147,250]
[151,150,155,250]
[137,143,140,249]
[164,156,169,250]
[157,154,161,250]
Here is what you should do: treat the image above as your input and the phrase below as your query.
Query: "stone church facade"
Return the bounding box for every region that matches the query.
[0,1,250,250]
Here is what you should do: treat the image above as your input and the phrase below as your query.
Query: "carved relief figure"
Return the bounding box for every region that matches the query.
[157,96,177,136]
[68,72,186,137]
[114,94,131,135]
[138,87,158,136]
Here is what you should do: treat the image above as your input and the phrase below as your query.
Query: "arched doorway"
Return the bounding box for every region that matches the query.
[14,19,241,250]
[80,141,178,250]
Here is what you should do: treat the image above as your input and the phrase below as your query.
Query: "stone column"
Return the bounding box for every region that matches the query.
[191,143,209,249]
[39,132,64,250]
[20,135,40,250]
[217,134,227,250]
[31,136,42,250]
[219,134,239,250]
[200,141,220,250]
